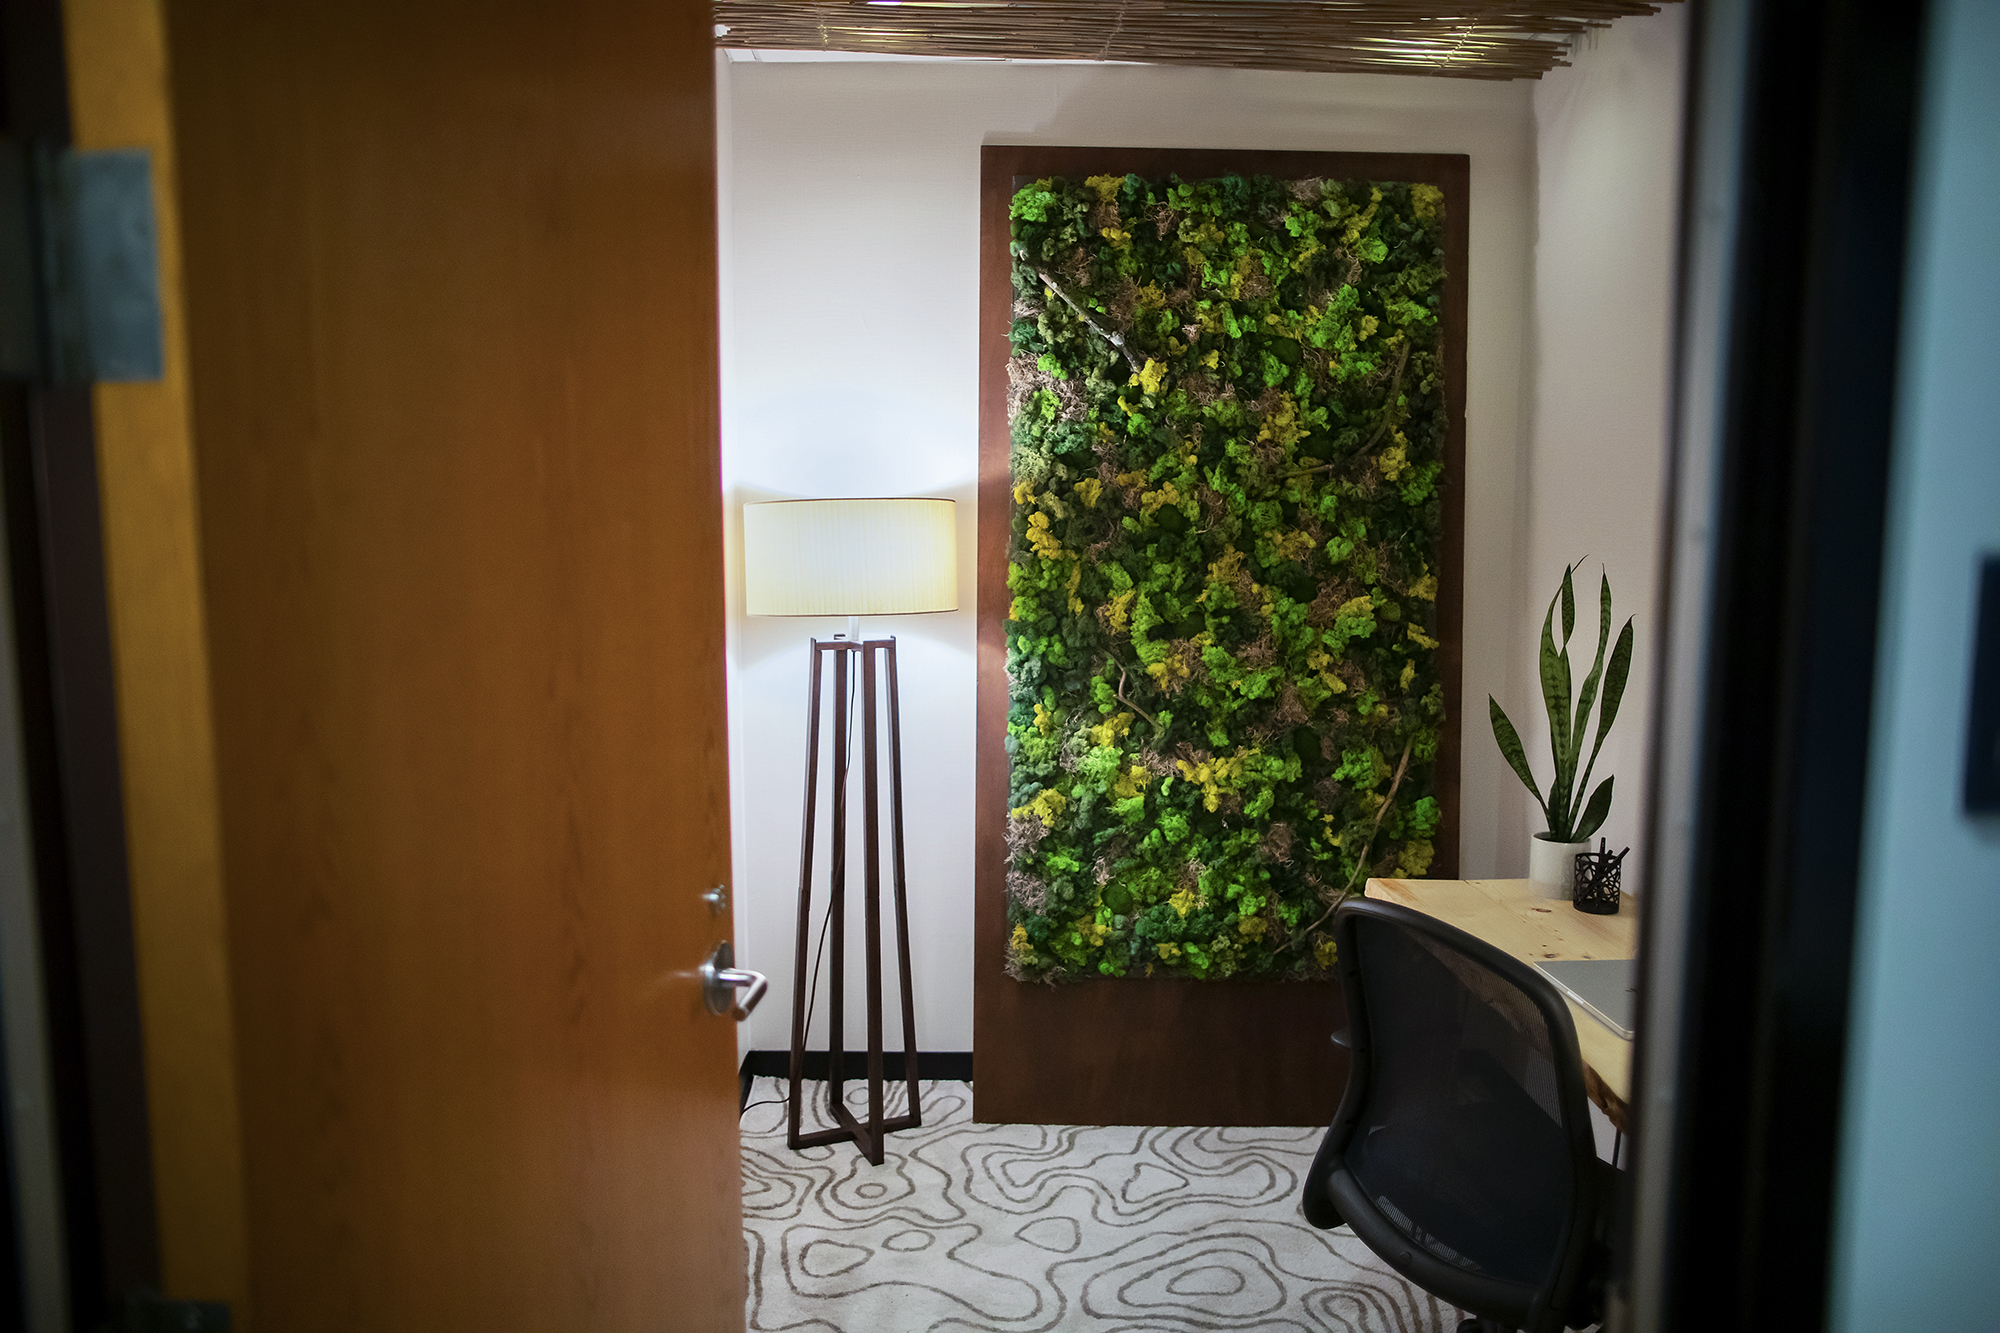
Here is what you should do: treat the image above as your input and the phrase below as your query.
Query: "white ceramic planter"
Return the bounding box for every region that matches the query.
[1529,834,1591,900]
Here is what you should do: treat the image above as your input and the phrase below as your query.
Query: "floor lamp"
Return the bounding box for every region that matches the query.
[742,497,957,1164]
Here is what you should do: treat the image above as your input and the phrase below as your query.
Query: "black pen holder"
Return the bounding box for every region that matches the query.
[1572,850,1623,915]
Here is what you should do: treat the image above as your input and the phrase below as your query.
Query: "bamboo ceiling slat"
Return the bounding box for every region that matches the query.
[713,0,1677,79]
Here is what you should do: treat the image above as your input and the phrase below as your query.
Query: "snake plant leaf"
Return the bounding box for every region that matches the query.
[1539,598,1575,827]
[1573,572,1613,760]
[1572,614,1636,829]
[1489,696,1547,815]
[1598,616,1635,742]
[1574,775,1616,842]
[1559,562,1576,649]
[1587,616,1636,772]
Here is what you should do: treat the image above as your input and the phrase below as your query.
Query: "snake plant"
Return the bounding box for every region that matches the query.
[1490,564,1634,843]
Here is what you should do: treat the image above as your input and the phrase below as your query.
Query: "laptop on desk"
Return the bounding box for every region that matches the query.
[1534,958,1637,1040]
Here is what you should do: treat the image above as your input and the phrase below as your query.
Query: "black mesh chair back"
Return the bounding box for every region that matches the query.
[1301,899,1616,1332]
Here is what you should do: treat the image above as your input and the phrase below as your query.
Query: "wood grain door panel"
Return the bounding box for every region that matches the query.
[164,1,741,1326]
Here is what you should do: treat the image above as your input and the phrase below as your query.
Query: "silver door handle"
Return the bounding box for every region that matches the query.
[700,941,766,1020]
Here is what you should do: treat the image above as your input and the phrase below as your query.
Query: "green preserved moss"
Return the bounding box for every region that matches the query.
[1004,172,1448,982]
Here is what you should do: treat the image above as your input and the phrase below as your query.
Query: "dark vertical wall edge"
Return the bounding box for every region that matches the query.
[0,0,162,1319]
[26,389,156,1306]
[0,383,36,1333]
[1654,0,1927,1326]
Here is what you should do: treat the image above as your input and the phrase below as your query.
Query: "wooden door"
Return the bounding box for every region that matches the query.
[161,0,743,1327]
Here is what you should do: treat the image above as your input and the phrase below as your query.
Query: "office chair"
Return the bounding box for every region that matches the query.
[1301,899,1621,1333]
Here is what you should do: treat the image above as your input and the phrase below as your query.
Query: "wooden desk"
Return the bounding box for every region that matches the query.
[1364,877,1636,1131]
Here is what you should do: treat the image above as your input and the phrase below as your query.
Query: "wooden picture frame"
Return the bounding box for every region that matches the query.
[975,146,1468,1126]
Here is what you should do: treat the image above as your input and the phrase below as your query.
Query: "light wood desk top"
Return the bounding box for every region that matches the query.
[1364,877,1636,1129]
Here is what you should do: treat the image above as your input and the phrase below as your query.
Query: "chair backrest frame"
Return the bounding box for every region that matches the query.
[1311,898,1605,1332]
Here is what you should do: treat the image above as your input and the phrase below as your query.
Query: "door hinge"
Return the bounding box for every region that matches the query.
[0,139,165,384]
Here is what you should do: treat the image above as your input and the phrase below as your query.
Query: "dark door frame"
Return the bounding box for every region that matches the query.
[1629,0,1930,1326]
[0,0,162,1323]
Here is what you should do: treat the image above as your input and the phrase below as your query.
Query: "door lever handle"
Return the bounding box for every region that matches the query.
[700,941,767,1021]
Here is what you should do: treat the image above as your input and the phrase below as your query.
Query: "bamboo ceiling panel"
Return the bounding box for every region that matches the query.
[713,0,1677,80]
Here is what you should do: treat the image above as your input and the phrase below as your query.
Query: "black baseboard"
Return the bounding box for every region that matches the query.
[738,1050,973,1110]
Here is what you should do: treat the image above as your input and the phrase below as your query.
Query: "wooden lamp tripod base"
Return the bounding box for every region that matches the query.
[785,635,921,1164]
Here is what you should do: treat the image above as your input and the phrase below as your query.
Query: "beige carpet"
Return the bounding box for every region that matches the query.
[741,1078,1465,1332]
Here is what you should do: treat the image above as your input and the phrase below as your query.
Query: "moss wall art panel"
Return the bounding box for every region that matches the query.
[1003,171,1453,984]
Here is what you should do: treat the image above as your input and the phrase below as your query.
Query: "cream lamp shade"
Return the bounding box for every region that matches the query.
[743,498,958,616]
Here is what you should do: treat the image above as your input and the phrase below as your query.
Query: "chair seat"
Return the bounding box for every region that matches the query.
[1347,1093,1571,1286]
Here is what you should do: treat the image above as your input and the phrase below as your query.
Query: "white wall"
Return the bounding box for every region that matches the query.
[1525,7,1688,884]
[719,56,1539,1053]
[1831,2,2000,1325]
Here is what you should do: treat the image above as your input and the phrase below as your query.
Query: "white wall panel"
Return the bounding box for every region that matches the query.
[1526,7,1688,886]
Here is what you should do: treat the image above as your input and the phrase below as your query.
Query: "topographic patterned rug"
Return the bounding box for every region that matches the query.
[741,1078,1463,1332]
